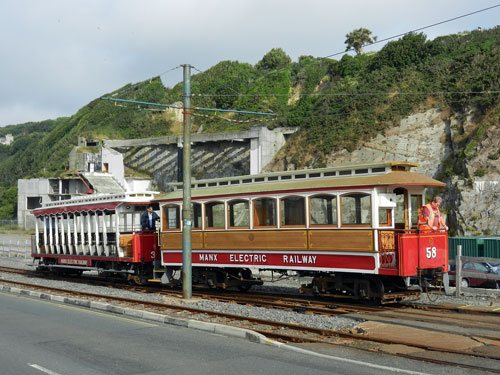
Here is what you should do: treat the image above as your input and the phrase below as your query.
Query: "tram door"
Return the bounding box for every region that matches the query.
[393,187,409,230]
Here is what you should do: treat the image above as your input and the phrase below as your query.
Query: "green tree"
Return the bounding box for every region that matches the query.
[0,187,17,218]
[345,28,377,54]
[369,33,429,70]
[256,48,291,71]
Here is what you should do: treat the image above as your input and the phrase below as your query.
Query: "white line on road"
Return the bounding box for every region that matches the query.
[28,363,63,375]
[272,343,434,375]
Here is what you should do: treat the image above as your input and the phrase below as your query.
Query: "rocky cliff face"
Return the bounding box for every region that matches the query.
[276,108,499,236]
[451,120,499,236]
[328,108,499,236]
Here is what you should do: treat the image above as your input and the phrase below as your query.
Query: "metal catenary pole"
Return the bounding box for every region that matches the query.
[455,244,462,297]
[101,66,277,300]
[181,64,193,299]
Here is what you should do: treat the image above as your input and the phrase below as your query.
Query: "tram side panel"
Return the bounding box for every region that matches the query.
[160,229,378,273]
[132,232,159,263]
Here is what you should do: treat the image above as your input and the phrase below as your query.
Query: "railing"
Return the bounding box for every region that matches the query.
[0,219,17,227]
[0,238,31,259]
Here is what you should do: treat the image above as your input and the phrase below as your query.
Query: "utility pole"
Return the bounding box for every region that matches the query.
[181,64,192,299]
[101,65,276,300]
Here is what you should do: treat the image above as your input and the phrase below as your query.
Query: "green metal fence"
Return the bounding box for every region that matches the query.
[448,236,500,259]
[483,237,500,258]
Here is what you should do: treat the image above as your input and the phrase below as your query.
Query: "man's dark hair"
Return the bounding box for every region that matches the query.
[432,196,442,204]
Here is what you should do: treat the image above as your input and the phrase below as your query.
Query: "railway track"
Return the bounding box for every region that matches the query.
[1,265,499,318]
[1,265,498,319]
[0,265,388,315]
[1,270,500,373]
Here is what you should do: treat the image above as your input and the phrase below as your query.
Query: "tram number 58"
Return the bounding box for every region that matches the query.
[426,247,437,259]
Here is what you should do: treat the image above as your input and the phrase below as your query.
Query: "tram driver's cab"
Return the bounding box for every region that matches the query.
[392,187,423,231]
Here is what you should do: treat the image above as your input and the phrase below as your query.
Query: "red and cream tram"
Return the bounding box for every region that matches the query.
[31,161,448,301]
[154,161,448,300]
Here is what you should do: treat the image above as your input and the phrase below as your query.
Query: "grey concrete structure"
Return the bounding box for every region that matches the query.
[17,126,297,228]
[105,125,297,191]
[17,177,88,228]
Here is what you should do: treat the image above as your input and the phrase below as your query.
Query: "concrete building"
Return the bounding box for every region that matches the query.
[17,177,87,228]
[18,126,297,228]
[103,125,297,191]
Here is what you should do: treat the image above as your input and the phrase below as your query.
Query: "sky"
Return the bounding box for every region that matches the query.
[1,0,499,127]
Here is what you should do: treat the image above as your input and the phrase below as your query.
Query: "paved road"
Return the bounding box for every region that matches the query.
[0,290,460,375]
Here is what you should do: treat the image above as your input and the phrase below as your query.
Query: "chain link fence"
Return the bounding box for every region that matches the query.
[0,219,17,227]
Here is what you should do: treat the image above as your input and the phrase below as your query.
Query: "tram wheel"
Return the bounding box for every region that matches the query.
[358,276,384,301]
[237,268,253,292]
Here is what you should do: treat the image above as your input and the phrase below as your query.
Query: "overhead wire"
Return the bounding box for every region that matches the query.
[189,64,274,119]
[324,3,500,58]
[108,5,500,122]
[158,65,182,77]
[193,4,500,100]
[193,90,500,98]
[110,64,182,97]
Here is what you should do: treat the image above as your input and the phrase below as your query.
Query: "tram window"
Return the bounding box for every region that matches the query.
[205,202,225,228]
[393,190,405,228]
[310,195,337,226]
[228,200,249,228]
[192,203,202,229]
[253,198,276,227]
[280,196,305,226]
[341,193,371,226]
[379,208,392,226]
[163,204,180,230]
[410,195,422,227]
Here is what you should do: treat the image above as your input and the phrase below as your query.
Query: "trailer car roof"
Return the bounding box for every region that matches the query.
[154,170,444,201]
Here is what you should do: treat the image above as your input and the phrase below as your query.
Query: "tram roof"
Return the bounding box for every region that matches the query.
[154,161,445,201]
[32,192,158,216]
